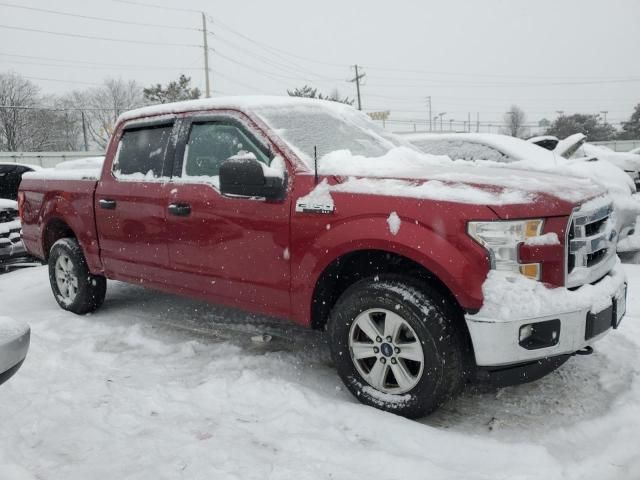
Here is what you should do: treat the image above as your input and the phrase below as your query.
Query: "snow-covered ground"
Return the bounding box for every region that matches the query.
[0,265,639,480]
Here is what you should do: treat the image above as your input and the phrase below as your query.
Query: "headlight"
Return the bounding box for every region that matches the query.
[468,219,543,280]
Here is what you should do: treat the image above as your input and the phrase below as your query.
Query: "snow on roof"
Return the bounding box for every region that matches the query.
[117,95,355,124]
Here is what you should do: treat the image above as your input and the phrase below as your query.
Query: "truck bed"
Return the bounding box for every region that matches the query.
[19,176,101,272]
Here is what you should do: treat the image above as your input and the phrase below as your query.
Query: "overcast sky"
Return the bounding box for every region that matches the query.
[1,0,639,132]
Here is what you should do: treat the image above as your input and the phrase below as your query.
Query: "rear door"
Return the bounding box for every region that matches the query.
[95,119,177,284]
[165,113,291,317]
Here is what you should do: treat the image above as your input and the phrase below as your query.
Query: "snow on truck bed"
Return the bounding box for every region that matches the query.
[22,156,104,181]
[1,265,640,479]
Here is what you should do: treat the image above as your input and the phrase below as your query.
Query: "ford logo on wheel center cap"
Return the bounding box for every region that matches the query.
[380,343,393,357]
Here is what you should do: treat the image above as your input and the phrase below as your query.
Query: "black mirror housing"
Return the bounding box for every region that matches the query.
[219,157,285,201]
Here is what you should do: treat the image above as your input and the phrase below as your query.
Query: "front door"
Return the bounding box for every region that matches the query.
[165,115,291,318]
[95,120,177,284]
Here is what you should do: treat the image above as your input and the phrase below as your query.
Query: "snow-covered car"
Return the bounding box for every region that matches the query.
[529,135,640,190]
[1,163,42,270]
[0,316,30,386]
[629,146,640,155]
[404,132,640,254]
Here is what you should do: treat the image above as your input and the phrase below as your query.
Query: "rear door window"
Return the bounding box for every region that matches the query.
[113,124,174,180]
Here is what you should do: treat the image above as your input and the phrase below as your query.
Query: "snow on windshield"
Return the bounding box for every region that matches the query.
[255,103,410,166]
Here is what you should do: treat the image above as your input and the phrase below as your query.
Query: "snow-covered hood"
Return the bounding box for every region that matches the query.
[319,147,605,217]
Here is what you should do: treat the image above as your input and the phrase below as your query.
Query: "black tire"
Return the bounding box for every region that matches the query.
[328,275,467,418]
[48,238,106,314]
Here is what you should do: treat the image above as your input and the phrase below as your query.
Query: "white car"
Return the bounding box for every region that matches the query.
[404,132,640,254]
[629,146,640,155]
[529,135,640,190]
[0,316,30,385]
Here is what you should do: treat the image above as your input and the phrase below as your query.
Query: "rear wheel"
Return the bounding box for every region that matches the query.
[328,275,466,418]
[48,238,106,314]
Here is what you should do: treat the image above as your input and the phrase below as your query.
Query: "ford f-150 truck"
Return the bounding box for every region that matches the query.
[18,97,627,417]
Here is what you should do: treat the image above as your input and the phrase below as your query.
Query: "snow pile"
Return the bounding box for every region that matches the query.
[317,147,602,204]
[55,156,105,171]
[1,266,640,478]
[22,156,105,182]
[524,232,560,246]
[474,261,626,322]
[331,177,531,205]
[387,212,401,235]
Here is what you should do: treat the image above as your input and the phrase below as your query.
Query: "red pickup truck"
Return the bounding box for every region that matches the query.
[18,97,627,417]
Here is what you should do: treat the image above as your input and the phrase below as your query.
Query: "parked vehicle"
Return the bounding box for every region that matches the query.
[0,316,30,386]
[0,162,41,270]
[630,147,640,155]
[529,135,640,190]
[19,98,627,417]
[404,132,640,253]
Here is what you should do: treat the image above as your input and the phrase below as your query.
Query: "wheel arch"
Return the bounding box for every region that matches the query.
[310,248,467,333]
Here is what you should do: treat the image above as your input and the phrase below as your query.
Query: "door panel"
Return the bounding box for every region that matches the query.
[95,121,176,282]
[165,117,291,317]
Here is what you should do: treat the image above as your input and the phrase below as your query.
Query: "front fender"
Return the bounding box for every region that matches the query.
[290,213,490,325]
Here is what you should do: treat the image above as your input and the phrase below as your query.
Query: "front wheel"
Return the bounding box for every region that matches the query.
[328,275,467,418]
[48,238,106,314]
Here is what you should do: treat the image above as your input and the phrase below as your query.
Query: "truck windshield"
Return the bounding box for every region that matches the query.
[255,105,410,167]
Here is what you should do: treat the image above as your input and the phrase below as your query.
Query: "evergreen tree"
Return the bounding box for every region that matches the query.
[287,85,354,106]
[545,113,616,141]
[144,75,201,104]
[618,103,640,140]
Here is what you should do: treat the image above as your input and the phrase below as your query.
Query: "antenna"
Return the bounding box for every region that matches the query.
[314,145,318,184]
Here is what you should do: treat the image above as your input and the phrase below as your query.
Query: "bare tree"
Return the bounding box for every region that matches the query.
[81,78,144,148]
[501,105,529,138]
[0,72,40,151]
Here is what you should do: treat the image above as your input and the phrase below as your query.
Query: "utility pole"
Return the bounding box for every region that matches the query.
[476,112,479,132]
[202,12,211,97]
[467,112,471,132]
[426,96,432,131]
[81,111,88,151]
[349,65,366,110]
[438,112,446,131]
[600,111,608,125]
[449,119,453,131]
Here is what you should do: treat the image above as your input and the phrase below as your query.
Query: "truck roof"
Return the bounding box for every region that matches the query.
[118,96,353,124]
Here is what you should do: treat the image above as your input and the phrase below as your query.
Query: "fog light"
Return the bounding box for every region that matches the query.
[518,320,561,350]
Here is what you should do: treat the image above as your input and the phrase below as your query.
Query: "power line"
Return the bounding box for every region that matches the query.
[18,75,102,86]
[0,1,199,31]
[0,24,200,47]
[211,33,343,83]
[0,57,202,72]
[364,65,640,82]
[111,0,202,14]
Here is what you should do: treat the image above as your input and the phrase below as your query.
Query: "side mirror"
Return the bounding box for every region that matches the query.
[219,156,286,201]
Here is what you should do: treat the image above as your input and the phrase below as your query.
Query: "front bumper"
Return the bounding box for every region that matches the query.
[0,320,30,386]
[465,271,626,367]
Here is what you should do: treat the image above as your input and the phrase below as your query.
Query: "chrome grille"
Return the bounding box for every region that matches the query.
[566,199,617,288]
